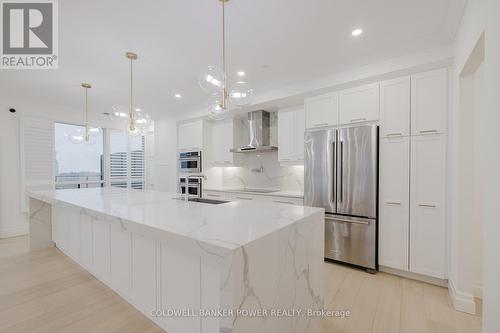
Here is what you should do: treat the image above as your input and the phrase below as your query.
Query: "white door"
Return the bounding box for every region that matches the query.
[278,109,295,162]
[305,93,339,129]
[380,77,410,138]
[379,137,410,271]
[411,68,448,135]
[410,134,447,278]
[339,83,380,124]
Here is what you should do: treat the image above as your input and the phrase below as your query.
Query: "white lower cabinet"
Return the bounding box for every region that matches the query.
[379,137,410,271]
[410,134,447,278]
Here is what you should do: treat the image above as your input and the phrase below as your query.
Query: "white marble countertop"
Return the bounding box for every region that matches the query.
[29,188,322,252]
[203,187,304,199]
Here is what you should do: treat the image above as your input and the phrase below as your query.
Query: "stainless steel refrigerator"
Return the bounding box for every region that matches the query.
[304,125,378,271]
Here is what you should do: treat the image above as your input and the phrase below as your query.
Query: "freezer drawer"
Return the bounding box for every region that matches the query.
[324,215,377,270]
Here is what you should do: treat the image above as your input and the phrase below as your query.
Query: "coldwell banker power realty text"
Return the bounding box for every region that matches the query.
[1,0,58,69]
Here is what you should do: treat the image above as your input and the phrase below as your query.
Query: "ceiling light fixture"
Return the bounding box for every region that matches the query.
[237,71,245,77]
[351,28,363,37]
[69,83,100,145]
[199,0,253,120]
[125,52,152,136]
[174,93,182,99]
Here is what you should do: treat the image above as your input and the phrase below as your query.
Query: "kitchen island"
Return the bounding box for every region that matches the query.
[28,188,324,333]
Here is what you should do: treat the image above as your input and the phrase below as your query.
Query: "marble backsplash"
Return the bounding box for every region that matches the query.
[221,152,304,192]
[203,111,305,193]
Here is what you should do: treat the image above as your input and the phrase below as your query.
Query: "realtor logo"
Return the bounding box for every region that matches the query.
[1,0,58,69]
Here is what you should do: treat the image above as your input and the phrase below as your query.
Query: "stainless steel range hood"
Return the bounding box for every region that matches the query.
[230,110,278,153]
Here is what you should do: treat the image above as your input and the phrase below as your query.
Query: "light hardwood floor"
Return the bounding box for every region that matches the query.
[0,236,482,333]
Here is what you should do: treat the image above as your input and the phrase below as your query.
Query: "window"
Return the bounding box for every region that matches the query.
[108,130,145,189]
[54,123,104,189]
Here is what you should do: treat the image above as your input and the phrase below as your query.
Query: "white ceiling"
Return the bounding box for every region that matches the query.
[0,0,465,120]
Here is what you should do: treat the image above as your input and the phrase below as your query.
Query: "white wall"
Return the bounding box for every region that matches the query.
[0,109,25,237]
[483,0,500,331]
[448,0,486,314]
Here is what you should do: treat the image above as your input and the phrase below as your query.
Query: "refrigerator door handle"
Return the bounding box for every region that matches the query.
[339,141,344,203]
[324,215,370,225]
[332,141,336,203]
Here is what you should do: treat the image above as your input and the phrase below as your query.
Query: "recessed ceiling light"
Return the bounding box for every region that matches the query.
[135,108,141,112]
[351,28,363,37]
[237,71,246,77]
[174,93,182,99]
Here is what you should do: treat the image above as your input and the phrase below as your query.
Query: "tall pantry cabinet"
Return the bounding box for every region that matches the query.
[379,68,448,279]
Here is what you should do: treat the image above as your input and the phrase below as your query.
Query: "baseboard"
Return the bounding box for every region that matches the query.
[448,279,476,314]
[0,225,29,239]
[472,280,483,299]
[379,265,448,287]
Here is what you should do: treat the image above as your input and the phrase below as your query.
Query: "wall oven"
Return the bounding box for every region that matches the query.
[178,177,202,198]
[178,151,202,173]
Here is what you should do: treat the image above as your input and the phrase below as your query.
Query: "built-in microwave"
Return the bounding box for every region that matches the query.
[178,177,202,198]
[178,151,202,173]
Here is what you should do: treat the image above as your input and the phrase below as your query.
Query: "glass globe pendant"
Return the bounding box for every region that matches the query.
[198,65,225,95]
[207,94,229,120]
[135,109,152,132]
[69,83,99,145]
[125,52,146,137]
[69,128,85,144]
[229,81,253,106]
[199,0,253,119]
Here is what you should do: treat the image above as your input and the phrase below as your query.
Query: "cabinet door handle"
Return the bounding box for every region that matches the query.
[224,160,231,163]
[350,118,366,123]
[386,133,403,137]
[274,200,294,205]
[314,123,329,127]
[418,204,437,208]
[419,130,438,134]
[207,194,221,197]
[236,197,252,200]
[385,201,402,205]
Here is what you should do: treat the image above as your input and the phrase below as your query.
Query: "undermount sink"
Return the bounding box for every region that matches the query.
[174,197,229,205]
[241,188,279,194]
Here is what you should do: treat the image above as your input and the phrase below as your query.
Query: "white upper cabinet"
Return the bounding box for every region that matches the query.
[278,108,305,164]
[380,77,410,138]
[304,93,339,129]
[339,83,380,125]
[211,118,241,166]
[379,136,410,271]
[410,134,447,279]
[411,68,448,135]
[178,120,203,152]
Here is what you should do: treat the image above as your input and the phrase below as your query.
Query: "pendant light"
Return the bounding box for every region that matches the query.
[125,52,152,136]
[199,0,253,120]
[69,83,100,144]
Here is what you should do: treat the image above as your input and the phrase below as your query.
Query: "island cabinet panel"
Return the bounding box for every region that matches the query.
[109,224,131,296]
[37,188,324,333]
[130,233,158,313]
[92,219,111,281]
[80,214,93,268]
[52,205,71,253]
[160,241,201,333]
